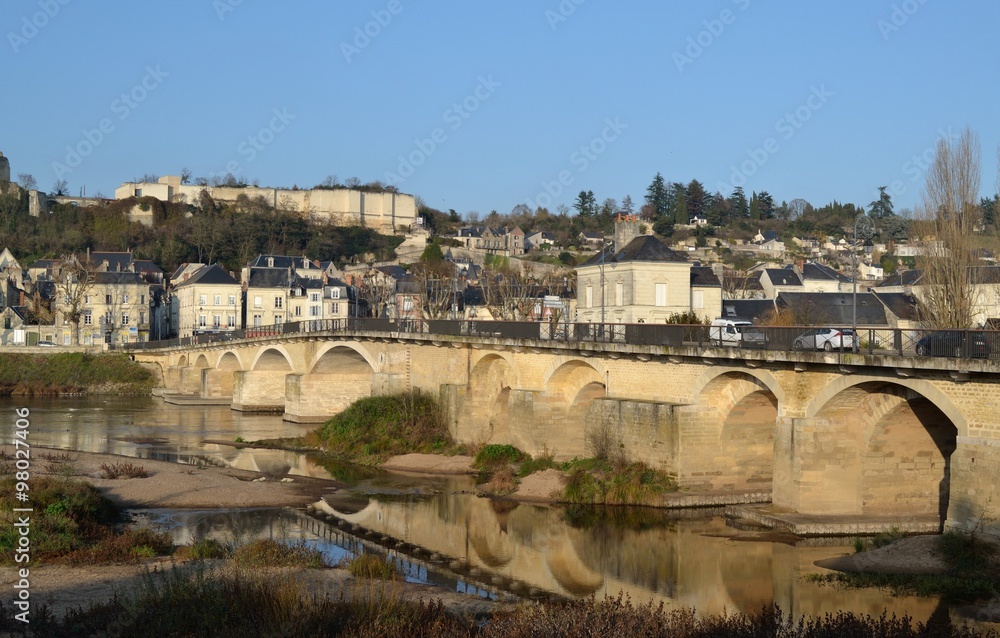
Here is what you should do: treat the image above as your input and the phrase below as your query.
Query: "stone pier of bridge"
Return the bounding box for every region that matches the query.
[135,332,1000,538]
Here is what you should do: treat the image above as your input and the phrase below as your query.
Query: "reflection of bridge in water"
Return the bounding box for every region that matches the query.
[308,488,941,621]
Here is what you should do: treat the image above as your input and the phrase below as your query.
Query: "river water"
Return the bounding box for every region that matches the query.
[0,396,951,623]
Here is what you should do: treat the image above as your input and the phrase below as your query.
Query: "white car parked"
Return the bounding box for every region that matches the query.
[792,328,856,352]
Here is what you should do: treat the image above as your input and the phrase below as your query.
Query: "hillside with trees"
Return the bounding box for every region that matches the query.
[0,187,403,273]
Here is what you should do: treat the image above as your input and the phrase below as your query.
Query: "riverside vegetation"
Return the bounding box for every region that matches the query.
[295,391,678,506]
[0,353,155,396]
[813,528,1000,603]
[2,580,995,637]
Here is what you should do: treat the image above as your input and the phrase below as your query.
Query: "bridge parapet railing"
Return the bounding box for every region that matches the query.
[121,322,1000,362]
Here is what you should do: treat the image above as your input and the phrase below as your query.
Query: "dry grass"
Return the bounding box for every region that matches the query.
[99,462,149,479]
[340,553,399,580]
[481,469,517,496]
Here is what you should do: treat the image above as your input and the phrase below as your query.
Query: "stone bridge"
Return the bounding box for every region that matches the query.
[133,327,1000,537]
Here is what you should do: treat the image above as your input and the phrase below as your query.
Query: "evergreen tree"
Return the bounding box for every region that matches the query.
[729,187,749,219]
[869,186,895,219]
[674,193,689,226]
[980,195,998,227]
[686,179,707,218]
[645,173,669,219]
[749,192,761,221]
[705,192,727,226]
[757,191,775,219]
[621,194,635,217]
[573,190,597,217]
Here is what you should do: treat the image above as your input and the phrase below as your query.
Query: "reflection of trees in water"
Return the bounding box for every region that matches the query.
[563,505,680,531]
[185,509,294,545]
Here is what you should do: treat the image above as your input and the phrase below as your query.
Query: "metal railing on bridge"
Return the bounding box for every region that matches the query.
[117,320,1000,362]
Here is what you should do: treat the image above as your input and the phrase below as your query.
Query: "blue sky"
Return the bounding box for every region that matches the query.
[5,1,999,217]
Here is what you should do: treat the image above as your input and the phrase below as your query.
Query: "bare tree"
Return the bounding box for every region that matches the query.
[411,260,459,319]
[55,256,97,345]
[52,179,69,196]
[721,268,761,300]
[358,267,396,318]
[17,173,36,191]
[480,261,539,320]
[914,127,988,328]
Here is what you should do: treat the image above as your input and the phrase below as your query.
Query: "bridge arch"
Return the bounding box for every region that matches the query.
[468,354,519,445]
[193,354,210,369]
[217,351,242,371]
[250,346,294,372]
[690,367,784,410]
[545,360,604,405]
[805,375,966,437]
[801,380,958,521]
[177,354,188,367]
[546,360,606,460]
[681,371,780,491]
[310,343,378,375]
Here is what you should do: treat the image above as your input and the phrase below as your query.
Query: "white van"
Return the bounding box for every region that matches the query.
[709,319,767,348]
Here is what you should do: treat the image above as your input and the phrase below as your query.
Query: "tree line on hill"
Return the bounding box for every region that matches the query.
[0,185,402,275]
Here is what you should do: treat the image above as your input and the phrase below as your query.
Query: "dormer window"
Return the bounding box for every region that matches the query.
[267,257,274,267]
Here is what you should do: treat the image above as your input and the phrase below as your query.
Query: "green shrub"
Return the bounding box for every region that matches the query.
[517,454,560,478]
[185,538,229,560]
[938,530,997,572]
[473,444,527,471]
[314,391,456,462]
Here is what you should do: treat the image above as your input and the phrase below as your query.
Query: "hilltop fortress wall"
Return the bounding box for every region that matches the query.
[116,177,416,234]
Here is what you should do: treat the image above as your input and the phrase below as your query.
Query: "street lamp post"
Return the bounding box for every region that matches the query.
[852,213,875,353]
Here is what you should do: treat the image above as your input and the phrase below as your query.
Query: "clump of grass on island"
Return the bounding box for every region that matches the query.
[340,552,399,580]
[814,529,1000,601]
[0,476,172,565]
[306,391,460,463]
[233,539,327,569]
[0,353,155,396]
[473,443,676,505]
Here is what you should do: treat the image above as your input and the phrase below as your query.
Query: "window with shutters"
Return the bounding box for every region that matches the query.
[654,283,667,307]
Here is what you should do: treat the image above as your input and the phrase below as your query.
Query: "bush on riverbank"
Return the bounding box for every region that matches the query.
[0,475,171,564]
[0,353,155,396]
[310,391,459,463]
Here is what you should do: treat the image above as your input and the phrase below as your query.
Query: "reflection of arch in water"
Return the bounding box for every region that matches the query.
[545,542,605,597]
[719,541,773,613]
[807,381,958,521]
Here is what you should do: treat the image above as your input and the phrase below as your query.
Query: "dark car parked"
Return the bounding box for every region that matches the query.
[915,331,990,358]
